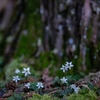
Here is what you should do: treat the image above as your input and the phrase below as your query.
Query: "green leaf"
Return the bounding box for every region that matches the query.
[7,96,15,100]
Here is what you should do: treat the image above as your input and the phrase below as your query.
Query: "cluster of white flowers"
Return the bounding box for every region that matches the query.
[70,84,80,93]
[60,61,74,84]
[13,61,80,93]
[13,67,44,90]
[60,62,73,72]
[13,67,31,83]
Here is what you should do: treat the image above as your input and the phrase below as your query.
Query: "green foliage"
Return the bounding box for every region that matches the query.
[7,93,22,100]
[4,59,20,80]
[0,33,3,43]
[0,56,5,79]
[4,58,40,81]
[30,82,39,92]
[53,76,61,86]
[0,56,4,66]
[7,97,15,100]
[67,89,98,100]
[96,88,100,96]
[15,0,41,57]
[54,88,73,98]
[67,74,82,82]
[34,52,59,70]
[28,94,60,100]
[86,82,96,90]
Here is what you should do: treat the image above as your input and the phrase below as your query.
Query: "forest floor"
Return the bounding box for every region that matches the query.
[0,68,100,100]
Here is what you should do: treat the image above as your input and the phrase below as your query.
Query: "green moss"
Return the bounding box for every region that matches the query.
[4,59,20,80]
[67,90,97,100]
[15,0,42,57]
[28,94,60,100]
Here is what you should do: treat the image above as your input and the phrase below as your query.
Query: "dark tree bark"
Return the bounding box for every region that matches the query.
[0,0,25,67]
[40,0,100,71]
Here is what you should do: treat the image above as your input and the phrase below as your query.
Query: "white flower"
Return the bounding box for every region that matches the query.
[60,61,74,72]
[60,77,67,84]
[70,84,76,89]
[65,62,74,70]
[13,76,20,83]
[25,83,30,89]
[60,65,67,72]
[36,82,44,89]
[15,69,20,74]
[22,67,31,76]
[74,87,80,93]
[70,84,80,93]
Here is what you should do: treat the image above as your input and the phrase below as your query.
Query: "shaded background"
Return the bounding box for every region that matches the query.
[0,0,100,80]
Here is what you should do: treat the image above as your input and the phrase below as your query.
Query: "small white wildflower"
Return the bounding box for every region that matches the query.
[22,67,31,76]
[70,84,80,93]
[60,77,67,84]
[13,76,20,83]
[65,62,74,70]
[60,61,74,72]
[25,83,30,89]
[36,82,44,89]
[60,65,67,72]
[74,87,80,93]
[70,84,76,89]
[15,69,20,74]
